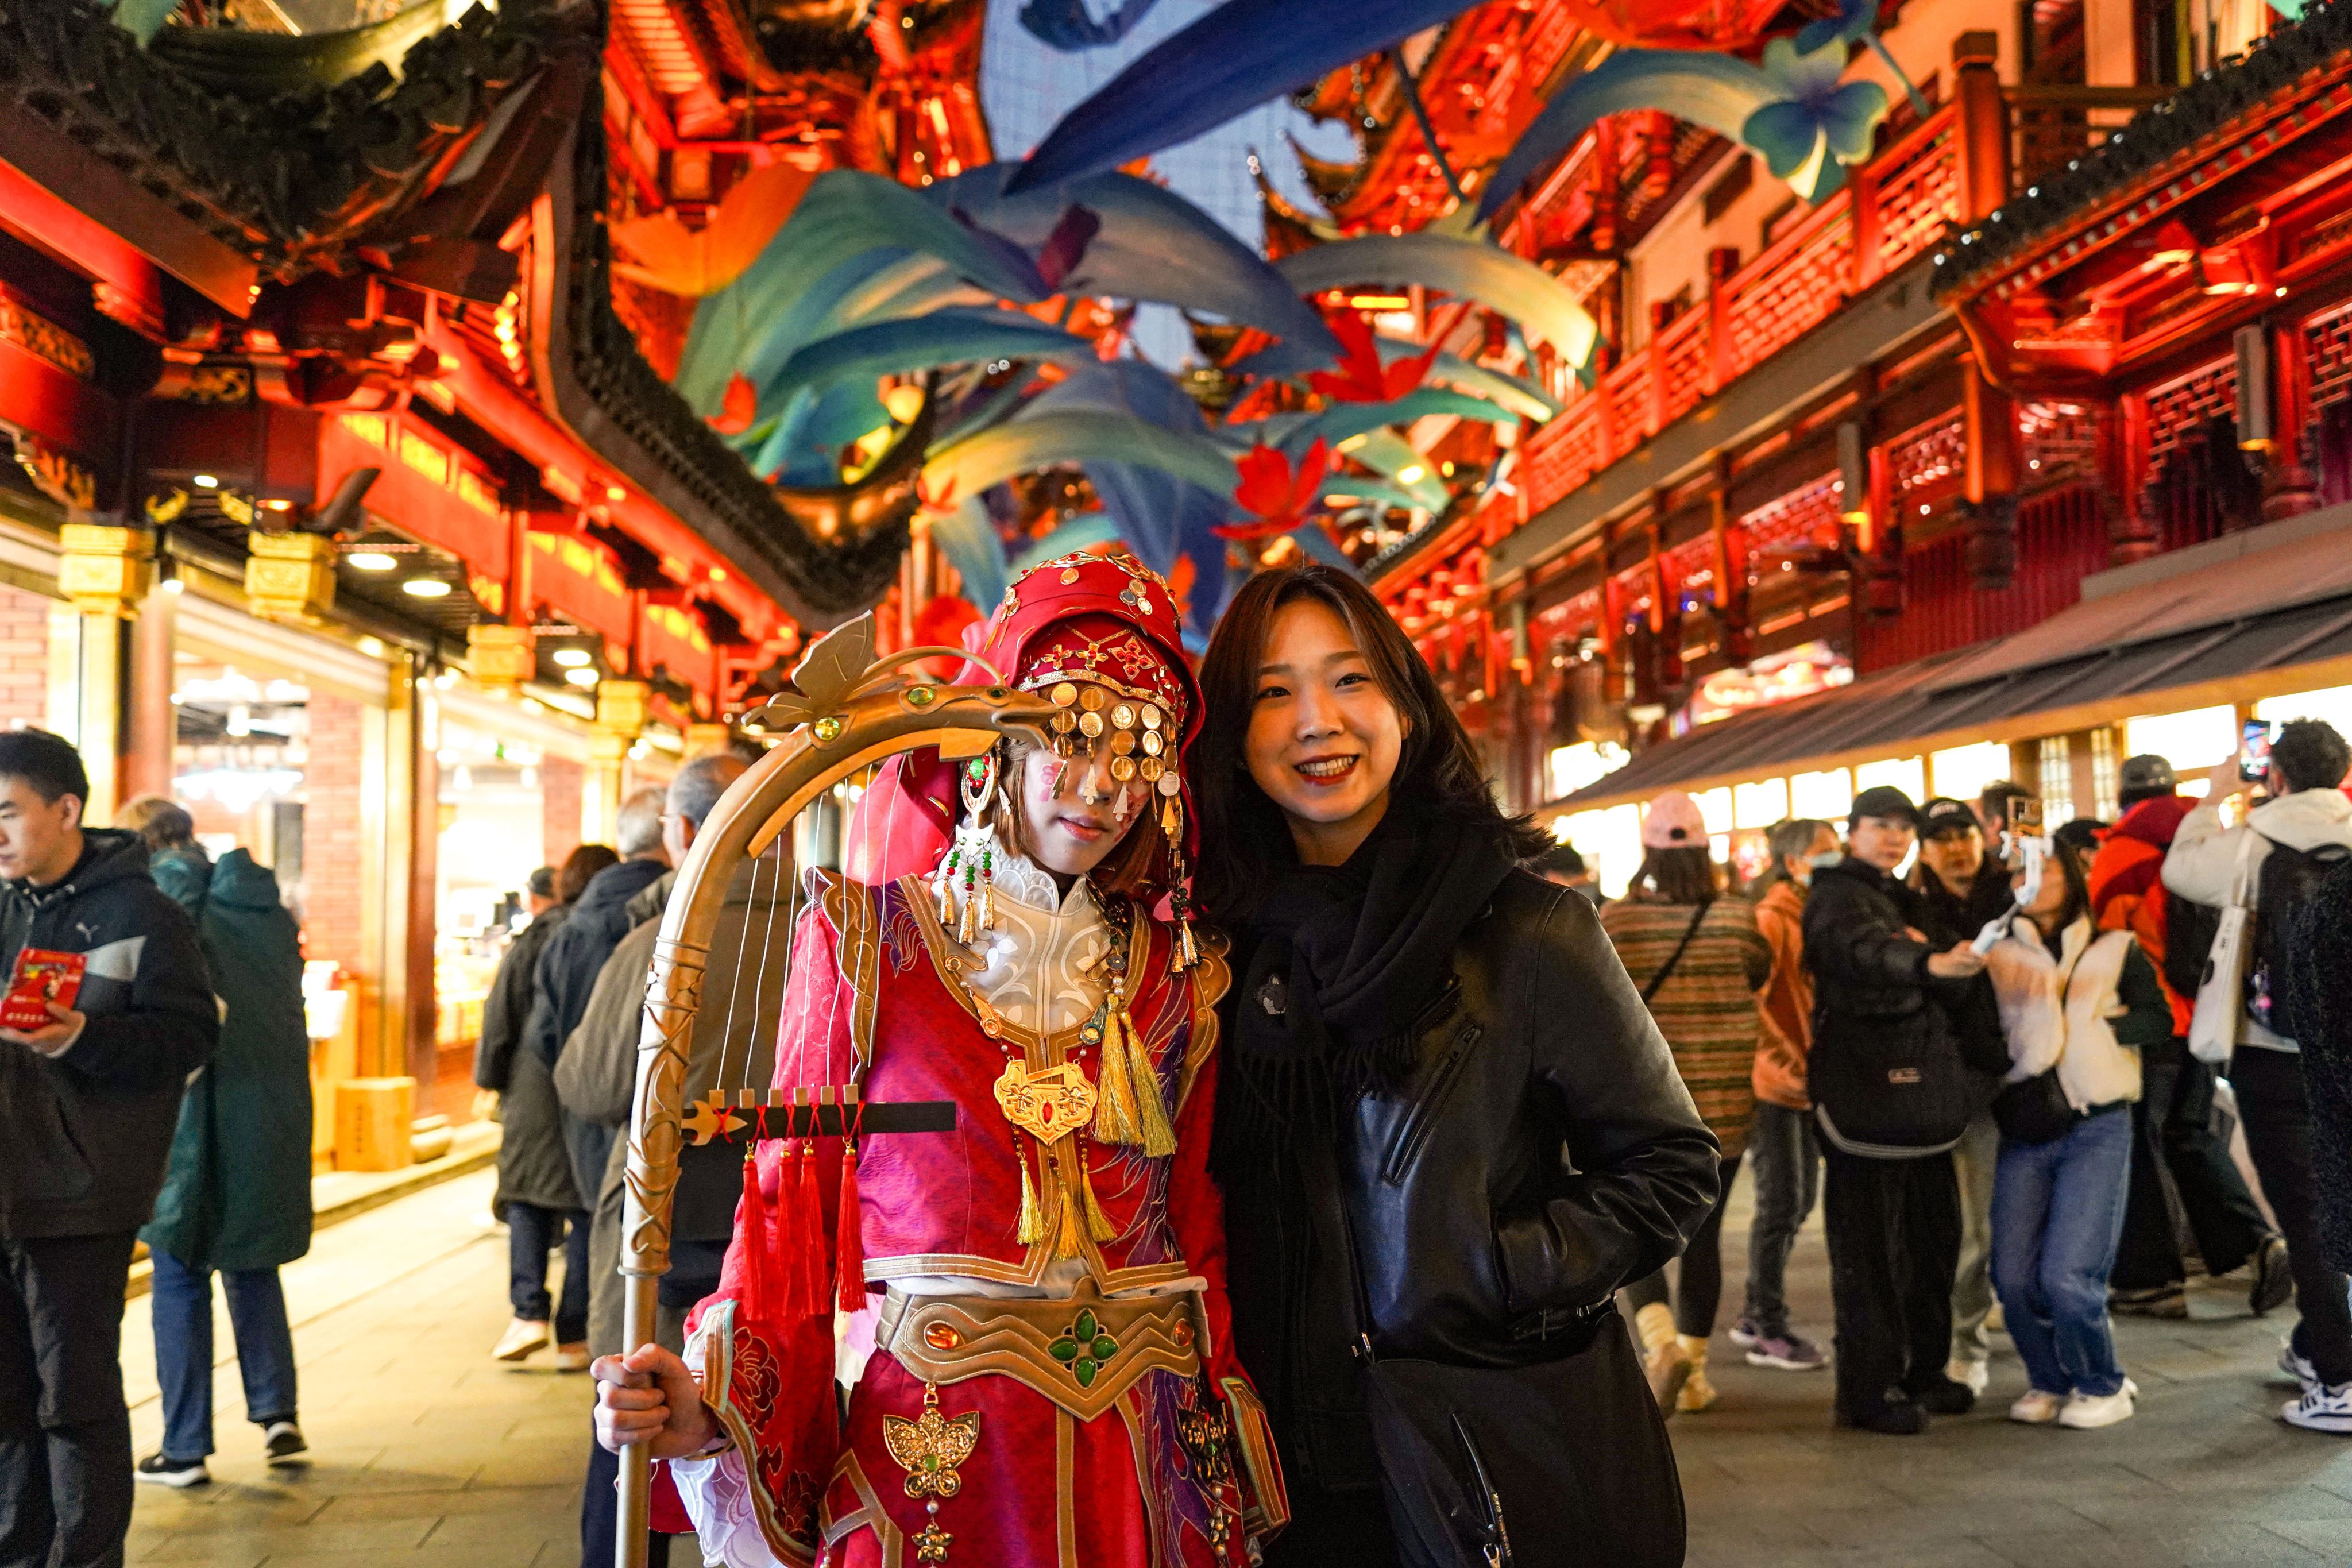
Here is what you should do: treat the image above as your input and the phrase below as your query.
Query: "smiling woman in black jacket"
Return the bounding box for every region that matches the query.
[1196,566,1720,1568]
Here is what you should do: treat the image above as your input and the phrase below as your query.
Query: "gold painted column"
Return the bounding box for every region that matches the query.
[585,679,647,847]
[51,523,155,822]
[122,576,176,804]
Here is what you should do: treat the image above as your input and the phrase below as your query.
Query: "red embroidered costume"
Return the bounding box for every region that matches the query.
[671,554,1286,1567]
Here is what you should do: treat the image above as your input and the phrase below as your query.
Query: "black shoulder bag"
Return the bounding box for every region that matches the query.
[1306,1114,1686,1567]
[1641,901,1715,1005]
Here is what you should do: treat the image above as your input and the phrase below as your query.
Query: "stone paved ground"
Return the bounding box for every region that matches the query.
[123,1168,588,1567]
[121,1161,2351,1568]
[1675,1164,2352,1568]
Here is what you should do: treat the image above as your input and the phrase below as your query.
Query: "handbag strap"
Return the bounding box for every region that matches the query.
[1640,900,1714,1005]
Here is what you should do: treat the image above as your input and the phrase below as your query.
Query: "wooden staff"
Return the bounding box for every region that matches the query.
[616,616,1055,1566]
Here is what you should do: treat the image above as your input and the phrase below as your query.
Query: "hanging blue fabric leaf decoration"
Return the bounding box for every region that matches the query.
[1019,0,1166,50]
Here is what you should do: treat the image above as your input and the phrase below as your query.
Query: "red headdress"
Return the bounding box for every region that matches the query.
[843,551,1201,930]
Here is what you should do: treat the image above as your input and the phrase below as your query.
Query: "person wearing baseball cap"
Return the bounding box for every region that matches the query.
[1908,798,2017,1399]
[1601,791,1772,1416]
[2090,755,2287,1322]
[1802,785,2000,1432]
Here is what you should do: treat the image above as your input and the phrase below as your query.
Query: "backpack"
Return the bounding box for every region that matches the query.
[2165,893,2221,1005]
[2253,837,2352,1041]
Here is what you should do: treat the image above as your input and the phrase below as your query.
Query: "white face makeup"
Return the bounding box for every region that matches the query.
[1014,687,1150,880]
[1243,598,1407,866]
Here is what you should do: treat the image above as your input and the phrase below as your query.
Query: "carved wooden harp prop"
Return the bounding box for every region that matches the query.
[615,613,1053,1566]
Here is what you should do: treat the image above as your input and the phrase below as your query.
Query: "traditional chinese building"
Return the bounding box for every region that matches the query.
[1352,0,2352,893]
[0,0,988,1160]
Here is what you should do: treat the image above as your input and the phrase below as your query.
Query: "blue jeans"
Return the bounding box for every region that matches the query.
[508,1202,590,1344]
[150,1250,298,1463]
[1744,1102,1820,1337]
[1991,1106,2133,1398]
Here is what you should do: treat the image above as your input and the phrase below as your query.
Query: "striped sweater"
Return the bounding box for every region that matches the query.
[1600,894,1773,1157]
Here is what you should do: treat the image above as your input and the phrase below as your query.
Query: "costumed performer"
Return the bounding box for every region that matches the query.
[593,550,1288,1567]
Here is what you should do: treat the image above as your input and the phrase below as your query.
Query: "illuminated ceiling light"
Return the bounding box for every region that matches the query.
[192,474,218,488]
[552,648,592,667]
[263,499,292,512]
[1395,464,1428,484]
[564,667,600,687]
[403,578,453,598]
[347,551,399,571]
[1347,294,1410,310]
[605,485,627,503]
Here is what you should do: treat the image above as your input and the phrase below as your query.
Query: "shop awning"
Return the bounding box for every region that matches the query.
[1551,503,2352,813]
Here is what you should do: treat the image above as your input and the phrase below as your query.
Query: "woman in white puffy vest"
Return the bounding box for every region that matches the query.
[1984,838,2173,1432]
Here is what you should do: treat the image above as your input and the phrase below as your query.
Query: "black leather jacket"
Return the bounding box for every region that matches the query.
[1221,870,1720,1488]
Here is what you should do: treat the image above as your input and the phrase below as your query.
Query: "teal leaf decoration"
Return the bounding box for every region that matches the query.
[105,0,183,43]
[1274,235,1599,384]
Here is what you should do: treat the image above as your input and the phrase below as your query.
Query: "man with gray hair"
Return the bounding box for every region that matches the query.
[554,752,795,1568]
[525,787,671,1263]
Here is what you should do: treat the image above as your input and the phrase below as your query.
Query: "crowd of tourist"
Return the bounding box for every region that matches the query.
[1598,719,2352,1438]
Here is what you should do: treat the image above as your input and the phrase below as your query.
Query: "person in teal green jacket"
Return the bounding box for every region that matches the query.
[121,797,313,1489]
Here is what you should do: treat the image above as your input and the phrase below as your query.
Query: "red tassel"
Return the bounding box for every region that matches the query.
[835,1138,866,1314]
[738,1140,771,1323]
[773,1141,807,1319]
[795,1140,824,1318]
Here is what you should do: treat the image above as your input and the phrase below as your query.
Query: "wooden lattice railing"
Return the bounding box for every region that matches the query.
[1517,104,1960,520]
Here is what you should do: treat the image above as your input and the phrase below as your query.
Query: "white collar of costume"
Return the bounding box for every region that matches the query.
[931,827,1112,1034]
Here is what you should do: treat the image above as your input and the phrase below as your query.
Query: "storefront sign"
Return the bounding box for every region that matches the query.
[1676,640,1853,732]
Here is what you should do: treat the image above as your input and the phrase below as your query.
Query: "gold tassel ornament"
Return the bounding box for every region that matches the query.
[1123,1004,1179,1159]
[1015,1144,1046,1246]
[1079,1156,1118,1243]
[1053,1165,1086,1258]
[1088,1001,1143,1147]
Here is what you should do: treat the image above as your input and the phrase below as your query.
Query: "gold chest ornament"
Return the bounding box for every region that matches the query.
[991,1059,1097,1145]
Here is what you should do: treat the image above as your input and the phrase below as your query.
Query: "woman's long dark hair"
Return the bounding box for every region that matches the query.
[1194,563,1547,919]
[1630,846,1718,905]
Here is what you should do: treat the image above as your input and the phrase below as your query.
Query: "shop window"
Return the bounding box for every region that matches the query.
[1791,768,1853,820]
[1562,804,1643,899]
[1733,777,1789,829]
[2256,685,2352,737]
[1930,741,2010,806]
[1546,740,1628,801]
[2037,736,2073,816]
[1856,756,1925,803]
[2125,705,2238,775]
[2089,727,2120,820]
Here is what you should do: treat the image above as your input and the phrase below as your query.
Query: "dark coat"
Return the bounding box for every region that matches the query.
[526,855,670,1203]
[140,847,313,1272]
[1802,857,2005,1157]
[2288,860,2352,1273]
[0,829,219,1240]
[1221,871,1720,1489]
[477,902,578,1215]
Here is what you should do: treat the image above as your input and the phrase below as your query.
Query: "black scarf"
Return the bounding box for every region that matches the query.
[1223,808,1519,1139]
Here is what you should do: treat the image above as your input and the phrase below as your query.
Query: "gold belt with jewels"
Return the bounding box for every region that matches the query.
[874,1282,1203,1422]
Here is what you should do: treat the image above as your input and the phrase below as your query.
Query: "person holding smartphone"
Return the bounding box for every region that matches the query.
[2163,719,2352,1431]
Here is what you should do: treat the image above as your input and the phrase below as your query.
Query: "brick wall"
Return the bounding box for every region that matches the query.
[0,585,54,729]
[541,754,582,866]
[302,690,366,974]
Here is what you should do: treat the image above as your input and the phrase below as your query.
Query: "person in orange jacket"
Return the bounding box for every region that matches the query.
[1729,818,1843,1373]
[2088,754,2287,1320]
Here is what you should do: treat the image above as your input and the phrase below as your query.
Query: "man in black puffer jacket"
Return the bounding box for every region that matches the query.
[0,731,218,1564]
[1803,786,1994,1435]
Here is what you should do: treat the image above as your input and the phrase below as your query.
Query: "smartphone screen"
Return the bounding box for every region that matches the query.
[2010,796,2045,836]
[2242,719,2274,782]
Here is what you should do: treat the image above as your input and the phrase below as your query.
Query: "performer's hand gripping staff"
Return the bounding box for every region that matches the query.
[600,615,1056,1568]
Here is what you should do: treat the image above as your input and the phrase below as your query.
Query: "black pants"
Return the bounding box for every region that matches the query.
[1260,1478,1401,1568]
[1624,1153,1743,1338]
[2112,1039,2273,1290]
[580,1245,724,1568]
[1821,1145,1961,1419]
[2230,1048,2352,1384]
[0,1231,137,1568]
[508,1202,591,1345]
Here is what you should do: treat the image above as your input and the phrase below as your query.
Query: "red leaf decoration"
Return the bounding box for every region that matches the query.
[1306,312,1438,405]
[709,373,758,436]
[1216,437,1331,542]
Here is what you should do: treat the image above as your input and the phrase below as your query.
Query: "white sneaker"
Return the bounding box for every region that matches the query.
[2283,1338,2318,1385]
[2009,1389,2065,1424]
[552,1341,590,1373]
[1947,1357,1990,1396]
[2059,1386,2137,1429]
[2283,1381,2352,1433]
[492,1318,550,1362]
